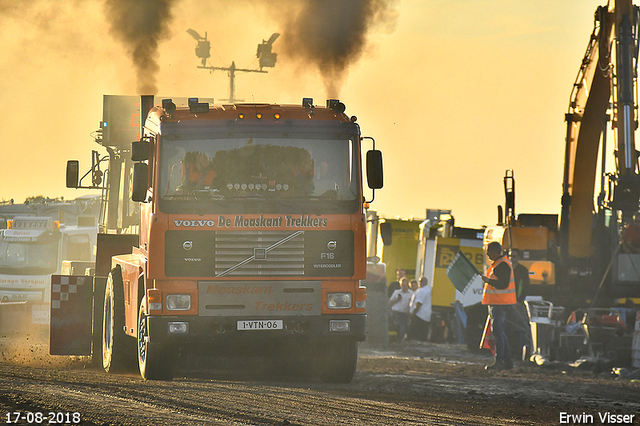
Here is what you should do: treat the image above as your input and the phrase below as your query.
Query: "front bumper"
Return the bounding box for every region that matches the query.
[147,313,366,348]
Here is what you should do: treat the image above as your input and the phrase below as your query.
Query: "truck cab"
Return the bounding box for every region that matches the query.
[54,96,383,383]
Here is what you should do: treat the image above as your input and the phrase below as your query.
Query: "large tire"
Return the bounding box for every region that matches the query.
[318,340,358,383]
[268,343,313,379]
[137,299,174,380]
[102,268,137,373]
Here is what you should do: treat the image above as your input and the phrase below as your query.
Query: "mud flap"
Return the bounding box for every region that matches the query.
[49,275,94,355]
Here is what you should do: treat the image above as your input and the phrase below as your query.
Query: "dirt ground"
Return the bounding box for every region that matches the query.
[1,336,640,425]
[359,341,640,424]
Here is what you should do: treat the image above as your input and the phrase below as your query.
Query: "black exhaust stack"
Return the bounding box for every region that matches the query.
[140,95,154,137]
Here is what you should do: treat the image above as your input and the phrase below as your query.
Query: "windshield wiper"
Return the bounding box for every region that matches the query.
[222,194,269,200]
[163,192,224,201]
[280,195,351,202]
[163,194,196,200]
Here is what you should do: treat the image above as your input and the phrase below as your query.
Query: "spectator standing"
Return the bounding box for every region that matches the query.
[387,269,406,298]
[509,248,533,360]
[482,242,517,370]
[408,276,432,341]
[409,279,420,292]
[388,277,413,343]
[511,249,530,303]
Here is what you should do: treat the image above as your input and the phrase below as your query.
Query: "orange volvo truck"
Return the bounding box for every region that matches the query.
[52,95,383,382]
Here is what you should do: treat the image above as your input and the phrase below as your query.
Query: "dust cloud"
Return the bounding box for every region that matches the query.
[0,321,84,369]
[273,0,399,98]
[104,0,181,95]
[0,0,401,213]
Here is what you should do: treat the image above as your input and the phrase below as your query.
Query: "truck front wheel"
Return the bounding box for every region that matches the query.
[102,268,136,373]
[318,339,358,383]
[137,299,174,380]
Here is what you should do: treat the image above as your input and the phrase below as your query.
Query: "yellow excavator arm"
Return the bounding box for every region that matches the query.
[561,0,639,259]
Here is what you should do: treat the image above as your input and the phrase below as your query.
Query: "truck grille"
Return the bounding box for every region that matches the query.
[214,231,304,276]
[165,230,353,278]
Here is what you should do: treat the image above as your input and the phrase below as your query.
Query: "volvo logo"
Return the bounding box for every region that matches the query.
[327,240,337,250]
[183,240,193,251]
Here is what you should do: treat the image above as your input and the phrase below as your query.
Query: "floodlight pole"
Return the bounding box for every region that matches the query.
[199,61,267,103]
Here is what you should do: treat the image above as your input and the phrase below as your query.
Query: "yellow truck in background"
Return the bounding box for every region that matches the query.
[415,210,486,346]
[365,209,485,347]
[363,212,422,345]
[376,217,422,283]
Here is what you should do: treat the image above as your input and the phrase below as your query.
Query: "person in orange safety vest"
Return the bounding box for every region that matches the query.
[182,152,217,191]
[482,241,516,371]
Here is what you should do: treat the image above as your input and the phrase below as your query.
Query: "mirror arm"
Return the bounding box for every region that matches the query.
[76,155,109,189]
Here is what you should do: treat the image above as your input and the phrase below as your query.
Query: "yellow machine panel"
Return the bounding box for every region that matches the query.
[432,237,484,308]
[378,218,422,283]
[509,227,550,251]
[521,260,556,285]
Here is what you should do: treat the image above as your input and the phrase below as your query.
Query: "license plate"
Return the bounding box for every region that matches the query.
[237,320,283,330]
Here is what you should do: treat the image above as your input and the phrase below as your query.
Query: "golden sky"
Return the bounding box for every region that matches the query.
[0,0,608,228]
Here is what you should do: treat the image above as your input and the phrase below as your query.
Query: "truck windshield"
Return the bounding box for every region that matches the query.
[0,231,60,275]
[159,135,360,214]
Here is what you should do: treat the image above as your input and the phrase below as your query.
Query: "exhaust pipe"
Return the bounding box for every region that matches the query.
[140,95,154,137]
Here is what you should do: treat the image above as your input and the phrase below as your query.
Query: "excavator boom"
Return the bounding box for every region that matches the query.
[561,0,639,259]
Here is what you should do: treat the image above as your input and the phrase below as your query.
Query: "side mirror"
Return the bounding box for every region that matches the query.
[132,162,149,202]
[66,161,79,188]
[366,150,383,189]
[132,140,150,161]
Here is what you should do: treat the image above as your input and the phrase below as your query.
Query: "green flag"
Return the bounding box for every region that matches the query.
[446,250,481,294]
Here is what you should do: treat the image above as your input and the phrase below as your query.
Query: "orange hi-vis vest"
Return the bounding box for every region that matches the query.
[186,162,217,187]
[482,256,517,305]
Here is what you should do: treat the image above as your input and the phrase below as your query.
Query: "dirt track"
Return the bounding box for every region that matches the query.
[1,339,640,425]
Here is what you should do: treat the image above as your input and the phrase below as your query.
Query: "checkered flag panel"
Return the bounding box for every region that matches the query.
[50,275,93,356]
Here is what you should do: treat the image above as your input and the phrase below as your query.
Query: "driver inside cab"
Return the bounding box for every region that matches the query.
[180,151,217,192]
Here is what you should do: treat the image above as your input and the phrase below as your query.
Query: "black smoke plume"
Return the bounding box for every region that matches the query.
[278,0,398,97]
[104,0,180,94]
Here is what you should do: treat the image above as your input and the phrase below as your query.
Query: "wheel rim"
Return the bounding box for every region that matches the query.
[103,275,114,364]
[104,295,112,352]
[138,309,148,365]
